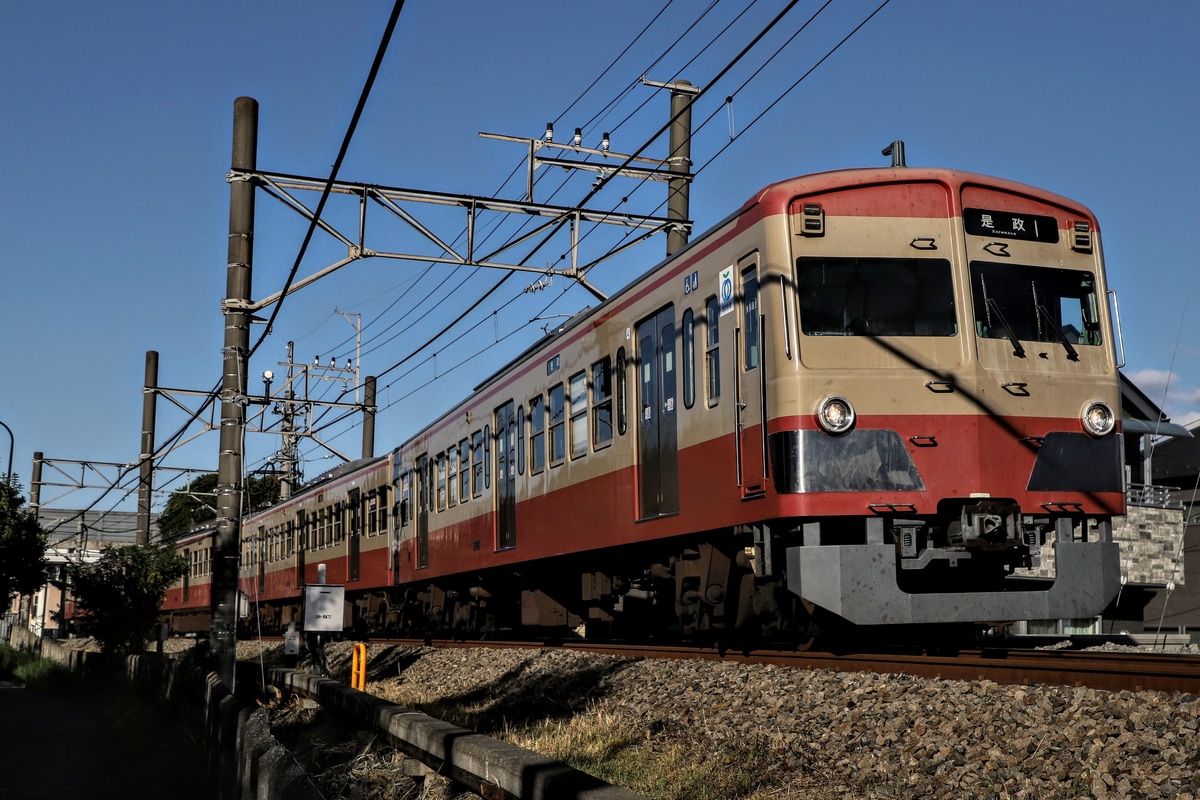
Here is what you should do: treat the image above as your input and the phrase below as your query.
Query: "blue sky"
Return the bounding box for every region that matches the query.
[3,1,1198,513]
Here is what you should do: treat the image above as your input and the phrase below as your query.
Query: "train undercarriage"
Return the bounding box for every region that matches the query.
[228,504,1120,651]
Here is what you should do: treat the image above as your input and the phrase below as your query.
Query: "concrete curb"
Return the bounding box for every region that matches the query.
[268,667,646,800]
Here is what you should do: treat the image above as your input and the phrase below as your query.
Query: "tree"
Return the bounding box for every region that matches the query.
[0,479,49,607]
[64,543,188,655]
[157,473,219,539]
[158,472,281,539]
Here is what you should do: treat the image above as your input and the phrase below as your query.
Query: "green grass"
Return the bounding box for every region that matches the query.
[0,642,72,688]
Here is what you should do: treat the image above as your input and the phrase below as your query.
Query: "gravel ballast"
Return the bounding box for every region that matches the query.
[245,641,1200,800]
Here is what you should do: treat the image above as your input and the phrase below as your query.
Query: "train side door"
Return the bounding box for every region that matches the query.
[495,401,517,550]
[347,487,361,582]
[636,305,680,519]
[736,257,766,497]
[295,511,306,586]
[415,454,430,569]
[256,527,266,593]
[393,466,409,585]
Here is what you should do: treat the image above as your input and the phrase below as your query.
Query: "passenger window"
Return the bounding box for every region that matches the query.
[447,448,457,508]
[458,440,470,503]
[436,454,447,511]
[549,383,566,466]
[517,405,526,475]
[471,430,484,497]
[484,424,491,489]
[682,308,695,409]
[569,372,588,459]
[616,347,628,435]
[530,394,546,474]
[592,357,613,448]
[705,296,720,406]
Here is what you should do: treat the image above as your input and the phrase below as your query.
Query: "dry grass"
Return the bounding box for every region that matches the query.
[258,643,880,800]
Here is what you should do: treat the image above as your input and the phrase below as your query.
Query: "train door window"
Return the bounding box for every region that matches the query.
[495,401,518,550]
[529,394,546,473]
[517,404,526,475]
[705,296,720,406]
[436,454,447,511]
[616,347,628,435]
[349,489,362,537]
[472,429,485,497]
[592,356,613,448]
[458,440,470,502]
[549,383,566,466]
[569,371,588,459]
[742,268,759,369]
[682,308,695,408]
[447,448,458,508]
[425,458,435,514]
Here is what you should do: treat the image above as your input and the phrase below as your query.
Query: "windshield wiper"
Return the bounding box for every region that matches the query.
[1036,303,1080,361]
[986,298,1026,358]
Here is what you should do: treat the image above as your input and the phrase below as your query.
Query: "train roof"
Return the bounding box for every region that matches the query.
[302,454,388,491]
[746,166,1096,222]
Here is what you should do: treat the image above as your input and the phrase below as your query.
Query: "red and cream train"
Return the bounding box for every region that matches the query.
[162,164,1125,640]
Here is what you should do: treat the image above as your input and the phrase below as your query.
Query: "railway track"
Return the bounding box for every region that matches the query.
[295,636,1200,695]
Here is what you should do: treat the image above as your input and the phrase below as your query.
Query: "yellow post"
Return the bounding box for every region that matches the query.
[351,643,367,690]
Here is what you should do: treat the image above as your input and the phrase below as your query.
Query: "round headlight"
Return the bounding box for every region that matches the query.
[1082,401,1115,437]
[817,395,855,435]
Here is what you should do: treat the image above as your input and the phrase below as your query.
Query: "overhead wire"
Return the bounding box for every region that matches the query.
[42,1,409,529]
[307,0,886,450]
[317,0,717,370]
[76,1,891,514]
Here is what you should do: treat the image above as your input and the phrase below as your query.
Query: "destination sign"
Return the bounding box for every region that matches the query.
[964,208,1059,243]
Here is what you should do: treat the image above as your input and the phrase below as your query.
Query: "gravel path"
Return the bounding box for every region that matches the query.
[244,640,1200,800]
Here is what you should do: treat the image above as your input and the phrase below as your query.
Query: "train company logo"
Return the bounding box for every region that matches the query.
[719,266,735,316]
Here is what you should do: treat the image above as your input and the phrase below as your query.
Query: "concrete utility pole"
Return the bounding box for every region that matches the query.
[665,80,696,257]
[136,350,158,544]
[362,376,376,459]
[212,96,258,688]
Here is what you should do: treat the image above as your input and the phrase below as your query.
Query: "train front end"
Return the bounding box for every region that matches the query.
[768,168,1123,626]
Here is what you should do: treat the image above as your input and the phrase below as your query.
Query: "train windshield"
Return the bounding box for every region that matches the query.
[970,262,1102,348]
[795,257,956,336]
